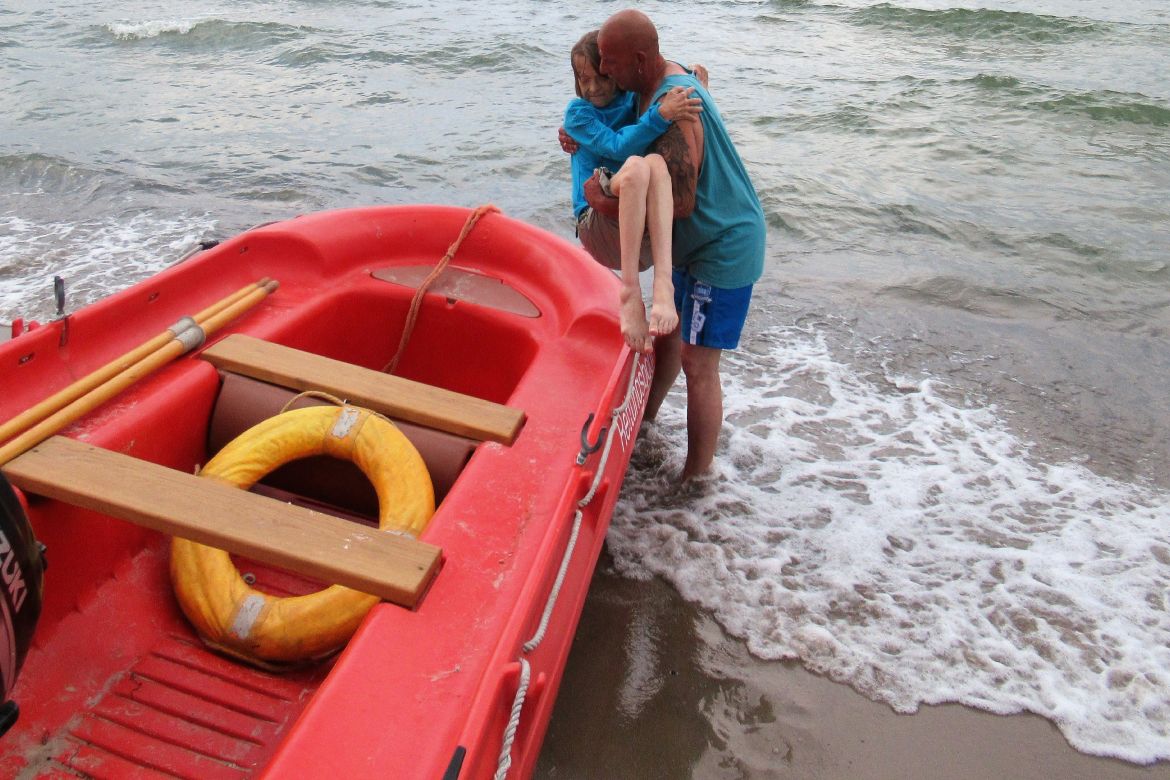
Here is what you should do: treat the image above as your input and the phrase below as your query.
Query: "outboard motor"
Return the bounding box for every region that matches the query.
[0,473,45,738]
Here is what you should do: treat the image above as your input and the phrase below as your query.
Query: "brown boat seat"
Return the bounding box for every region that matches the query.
[3,436,440,607]
[200,334,525,445]
[370,265,540,317]
[209,372,473,509]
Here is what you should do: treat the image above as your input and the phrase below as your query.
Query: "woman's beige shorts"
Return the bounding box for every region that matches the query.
[577,208,653,273]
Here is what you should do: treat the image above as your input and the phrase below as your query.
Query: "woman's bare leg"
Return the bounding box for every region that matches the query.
[609,156,652,353]
[644,154,678,338]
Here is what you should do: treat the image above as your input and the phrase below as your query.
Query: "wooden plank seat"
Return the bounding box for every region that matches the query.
[2,436,441,607]
[200,334,526,445]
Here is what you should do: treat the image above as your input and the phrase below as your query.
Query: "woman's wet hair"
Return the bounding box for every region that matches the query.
[570,29,603,98]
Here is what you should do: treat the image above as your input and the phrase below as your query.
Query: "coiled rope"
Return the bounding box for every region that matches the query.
[279,389,348,414]
[494,352,646,780]
[382,204,500,375]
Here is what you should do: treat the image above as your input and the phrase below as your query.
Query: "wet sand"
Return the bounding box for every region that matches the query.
[537,557,1170,780]
[536,280,1170,779]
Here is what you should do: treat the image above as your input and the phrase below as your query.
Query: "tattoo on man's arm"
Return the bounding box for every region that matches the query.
[652,125,697,218]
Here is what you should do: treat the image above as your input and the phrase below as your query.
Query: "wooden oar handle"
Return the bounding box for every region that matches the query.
[0,279,278,467]
[0,279,270,447]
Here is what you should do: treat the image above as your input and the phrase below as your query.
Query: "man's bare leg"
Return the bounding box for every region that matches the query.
[679,342,723,479]
[645,327,681,423]
[609,157,652,353]
[643,154,678,338]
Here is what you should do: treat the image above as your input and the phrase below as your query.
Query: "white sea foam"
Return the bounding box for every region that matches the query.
[106,19,201,40]
[0,212,214,324]
[609,320,1170,764]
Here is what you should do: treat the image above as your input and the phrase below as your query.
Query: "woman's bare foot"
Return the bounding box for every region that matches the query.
[648,275,678,337]
[619,286,652,353]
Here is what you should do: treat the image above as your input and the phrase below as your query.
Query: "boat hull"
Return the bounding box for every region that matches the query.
[0,205,649,778]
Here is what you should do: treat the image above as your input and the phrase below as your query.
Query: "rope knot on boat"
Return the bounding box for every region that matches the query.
[384,204,501,375]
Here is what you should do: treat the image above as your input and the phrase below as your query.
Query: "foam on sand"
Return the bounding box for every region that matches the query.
[609,320,1170,764]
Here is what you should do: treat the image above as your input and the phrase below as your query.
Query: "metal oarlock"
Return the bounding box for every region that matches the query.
[576,413,606,465]
[53,276,70,347]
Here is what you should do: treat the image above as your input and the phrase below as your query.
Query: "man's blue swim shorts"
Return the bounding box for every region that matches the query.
[673,268,753,350]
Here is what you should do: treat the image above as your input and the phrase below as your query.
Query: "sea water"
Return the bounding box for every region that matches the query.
[2,0,1168,766]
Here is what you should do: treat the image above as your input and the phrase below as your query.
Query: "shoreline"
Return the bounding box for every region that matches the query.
[538,560,1170,779]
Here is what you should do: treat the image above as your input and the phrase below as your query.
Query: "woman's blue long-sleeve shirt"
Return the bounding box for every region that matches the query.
[564,92,669,219]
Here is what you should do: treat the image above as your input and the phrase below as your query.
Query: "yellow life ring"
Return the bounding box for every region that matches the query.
[170,404,435,667]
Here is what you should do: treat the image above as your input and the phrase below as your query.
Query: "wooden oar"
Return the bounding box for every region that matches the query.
[0,278,270,447]
[0,280,278,466]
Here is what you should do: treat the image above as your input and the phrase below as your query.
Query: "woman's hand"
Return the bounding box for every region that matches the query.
[657,86,702,123]
[558,126,579,154]
[584,169,619,219]
[689,63,710,90]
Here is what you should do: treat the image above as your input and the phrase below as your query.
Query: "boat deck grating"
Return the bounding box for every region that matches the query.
[34,634,323,779]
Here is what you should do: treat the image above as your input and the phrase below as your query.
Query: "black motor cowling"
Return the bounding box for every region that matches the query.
[0,473,45,737]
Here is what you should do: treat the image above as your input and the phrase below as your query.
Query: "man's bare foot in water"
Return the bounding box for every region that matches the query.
[620,285,652,353]
[648,275,677,337]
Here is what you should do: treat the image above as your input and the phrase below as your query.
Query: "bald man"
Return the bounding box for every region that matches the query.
[587,9,766,480]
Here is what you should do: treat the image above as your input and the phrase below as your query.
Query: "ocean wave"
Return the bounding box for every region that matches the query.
[371,39,553,73]
[253,36,547,73]
[106,18,198,39]
[0,210,214,324]
[1033,91,1170,127]
[877,275,1072,320]
[968,72,1023,92]
[609,319,1170,764]
[0,153,108,198]
[102,18,309,50]
[772,71,1170,141]
[267,42,353,68]
[962,74,1170,127]
[763,104,877,134]
[850,3,1104,43]
[271,37,545,71]
[760,0,817,17]
[0,153,189,206]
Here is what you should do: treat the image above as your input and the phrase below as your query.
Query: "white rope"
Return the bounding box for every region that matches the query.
[493,352,644,777]
[524,352,643,653]
[493,658,531,780]
[610,352,645,417]
[522,509,583,654]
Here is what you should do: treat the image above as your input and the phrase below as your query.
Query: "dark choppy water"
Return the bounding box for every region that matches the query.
[3,0,1169,768]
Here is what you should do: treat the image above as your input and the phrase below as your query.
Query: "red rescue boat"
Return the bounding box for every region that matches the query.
[0,205,652,778]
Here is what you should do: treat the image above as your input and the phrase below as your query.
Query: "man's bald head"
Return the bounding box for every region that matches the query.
[599,9,659,55]
[597,9,662,93]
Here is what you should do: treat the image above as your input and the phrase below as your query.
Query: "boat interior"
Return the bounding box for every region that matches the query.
[0,247,582,776]
[1,206,631,777]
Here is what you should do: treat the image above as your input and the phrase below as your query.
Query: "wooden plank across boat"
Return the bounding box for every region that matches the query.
[201,333,526,445]
[4,435,440,607]
[0,205,650,779]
